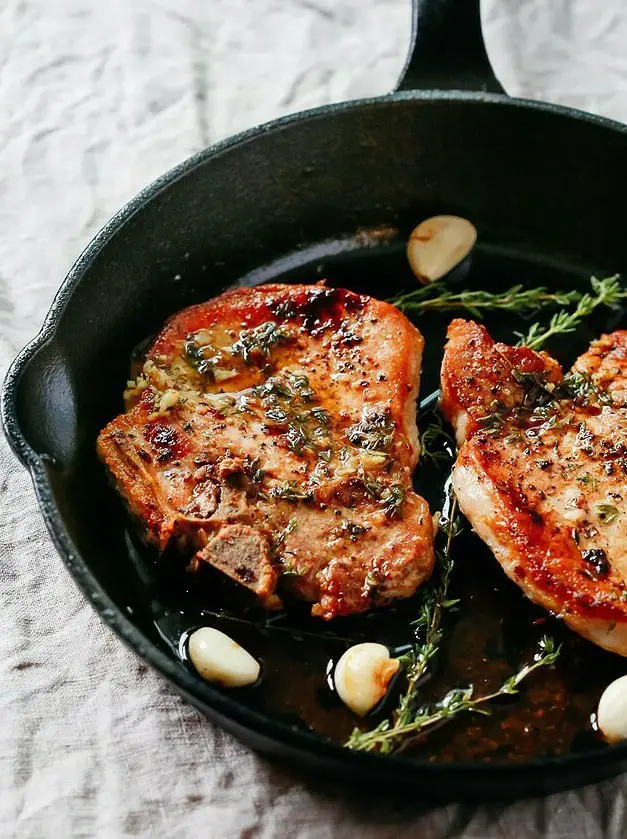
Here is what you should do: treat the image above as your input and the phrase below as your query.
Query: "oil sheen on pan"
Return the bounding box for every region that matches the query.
[98,220,627,763]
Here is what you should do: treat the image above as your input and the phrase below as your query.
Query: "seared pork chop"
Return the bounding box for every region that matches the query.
[98,283,434,619]
[441,319,627,655]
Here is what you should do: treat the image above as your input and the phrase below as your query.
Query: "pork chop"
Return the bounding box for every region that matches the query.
[98,283,435,619]
[441,319,627,655]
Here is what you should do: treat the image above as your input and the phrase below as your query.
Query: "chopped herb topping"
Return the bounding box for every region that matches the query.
[476,405,506,435]
[183,337,223,380]
[253,371,329,455]
[284,425,311,455]
[281,558,301,576]
[577,472,597,489]
[559,371,613,406]
[512,370,556,411]
[252,371,313,403]
[243,457,265,485]
[309,406,330,426]
[270,483,313,503]
[230,321,291,365]
[203,393,256,416]
[475,366,613,439]
[252,379,288,400]
[265,407,289,425]
[284,372,314,401]
[361,472,406,518]
[595,503,619,525]
[202,395,236,415]
[275,517,298,548]
[380,484,406,518]
[340,519,370,540]
[346,409,395,452]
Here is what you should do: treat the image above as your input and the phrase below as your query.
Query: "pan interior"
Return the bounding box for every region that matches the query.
[11,98,627,767]
[97,237,627,762]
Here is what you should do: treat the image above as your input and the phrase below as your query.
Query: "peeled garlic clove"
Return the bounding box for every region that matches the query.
[187,627,260,688]
[407,215,477,284]
[334,642,399,717]
[597,674,627,743]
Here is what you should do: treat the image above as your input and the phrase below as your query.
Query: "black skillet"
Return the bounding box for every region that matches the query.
[3,0,627,799]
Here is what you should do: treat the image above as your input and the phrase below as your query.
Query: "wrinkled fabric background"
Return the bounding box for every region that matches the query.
[1,1,627,836]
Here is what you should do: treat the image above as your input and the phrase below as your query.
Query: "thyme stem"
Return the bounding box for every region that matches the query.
[345,482,561,755]
[346,637,561,752]
[345,484,461,754]
[517,275,624,350]
[389,284,580,319]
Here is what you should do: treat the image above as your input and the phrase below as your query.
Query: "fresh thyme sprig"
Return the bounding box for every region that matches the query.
[345,483,461,754]
[389,275,625,353]
[517,274,624,350]
[345,482,561,755]
[346,636,561,753]
[396,490,460,711]
[389,283,580,319]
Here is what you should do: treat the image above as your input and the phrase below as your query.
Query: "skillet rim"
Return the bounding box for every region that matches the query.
[4,88,627,793]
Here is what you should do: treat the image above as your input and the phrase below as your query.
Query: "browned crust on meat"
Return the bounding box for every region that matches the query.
[98,283,435,619]
[573,330,627,405]
[440,318,562,445]
[443,319,627,656]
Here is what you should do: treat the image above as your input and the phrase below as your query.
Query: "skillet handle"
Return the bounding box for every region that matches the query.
[396,0,505,94]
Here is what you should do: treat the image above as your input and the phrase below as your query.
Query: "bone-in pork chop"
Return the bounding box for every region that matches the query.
[441,319,627,655]
[98,283,434,619]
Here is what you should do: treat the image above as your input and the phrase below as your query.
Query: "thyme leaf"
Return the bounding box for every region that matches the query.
[595,503,620,525]
[346,410,395,453]
[361,472,406,519]
[270,482,313,503]
[476,405,506,435]
[557,371,614,407]
[254,372,328,455]
[346,483,461,754]
[516,275,624,350]
[577,472,597,489]
[380,484,406,519]
[274,517,298,550]
[231,321,291,364]
[183,337,223,380]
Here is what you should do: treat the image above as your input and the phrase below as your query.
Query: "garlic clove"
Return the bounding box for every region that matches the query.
[187,627,260,688]
[358,449,388,471]
[158,388,180,413]
[597,674,627,743]
[212,368,238,383]
[334,642,399,717]
[407,215,477,284]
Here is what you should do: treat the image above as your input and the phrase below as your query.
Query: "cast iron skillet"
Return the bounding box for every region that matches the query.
[3,0,627,799]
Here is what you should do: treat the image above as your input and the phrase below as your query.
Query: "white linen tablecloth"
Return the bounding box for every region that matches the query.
[2,1,627,836]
